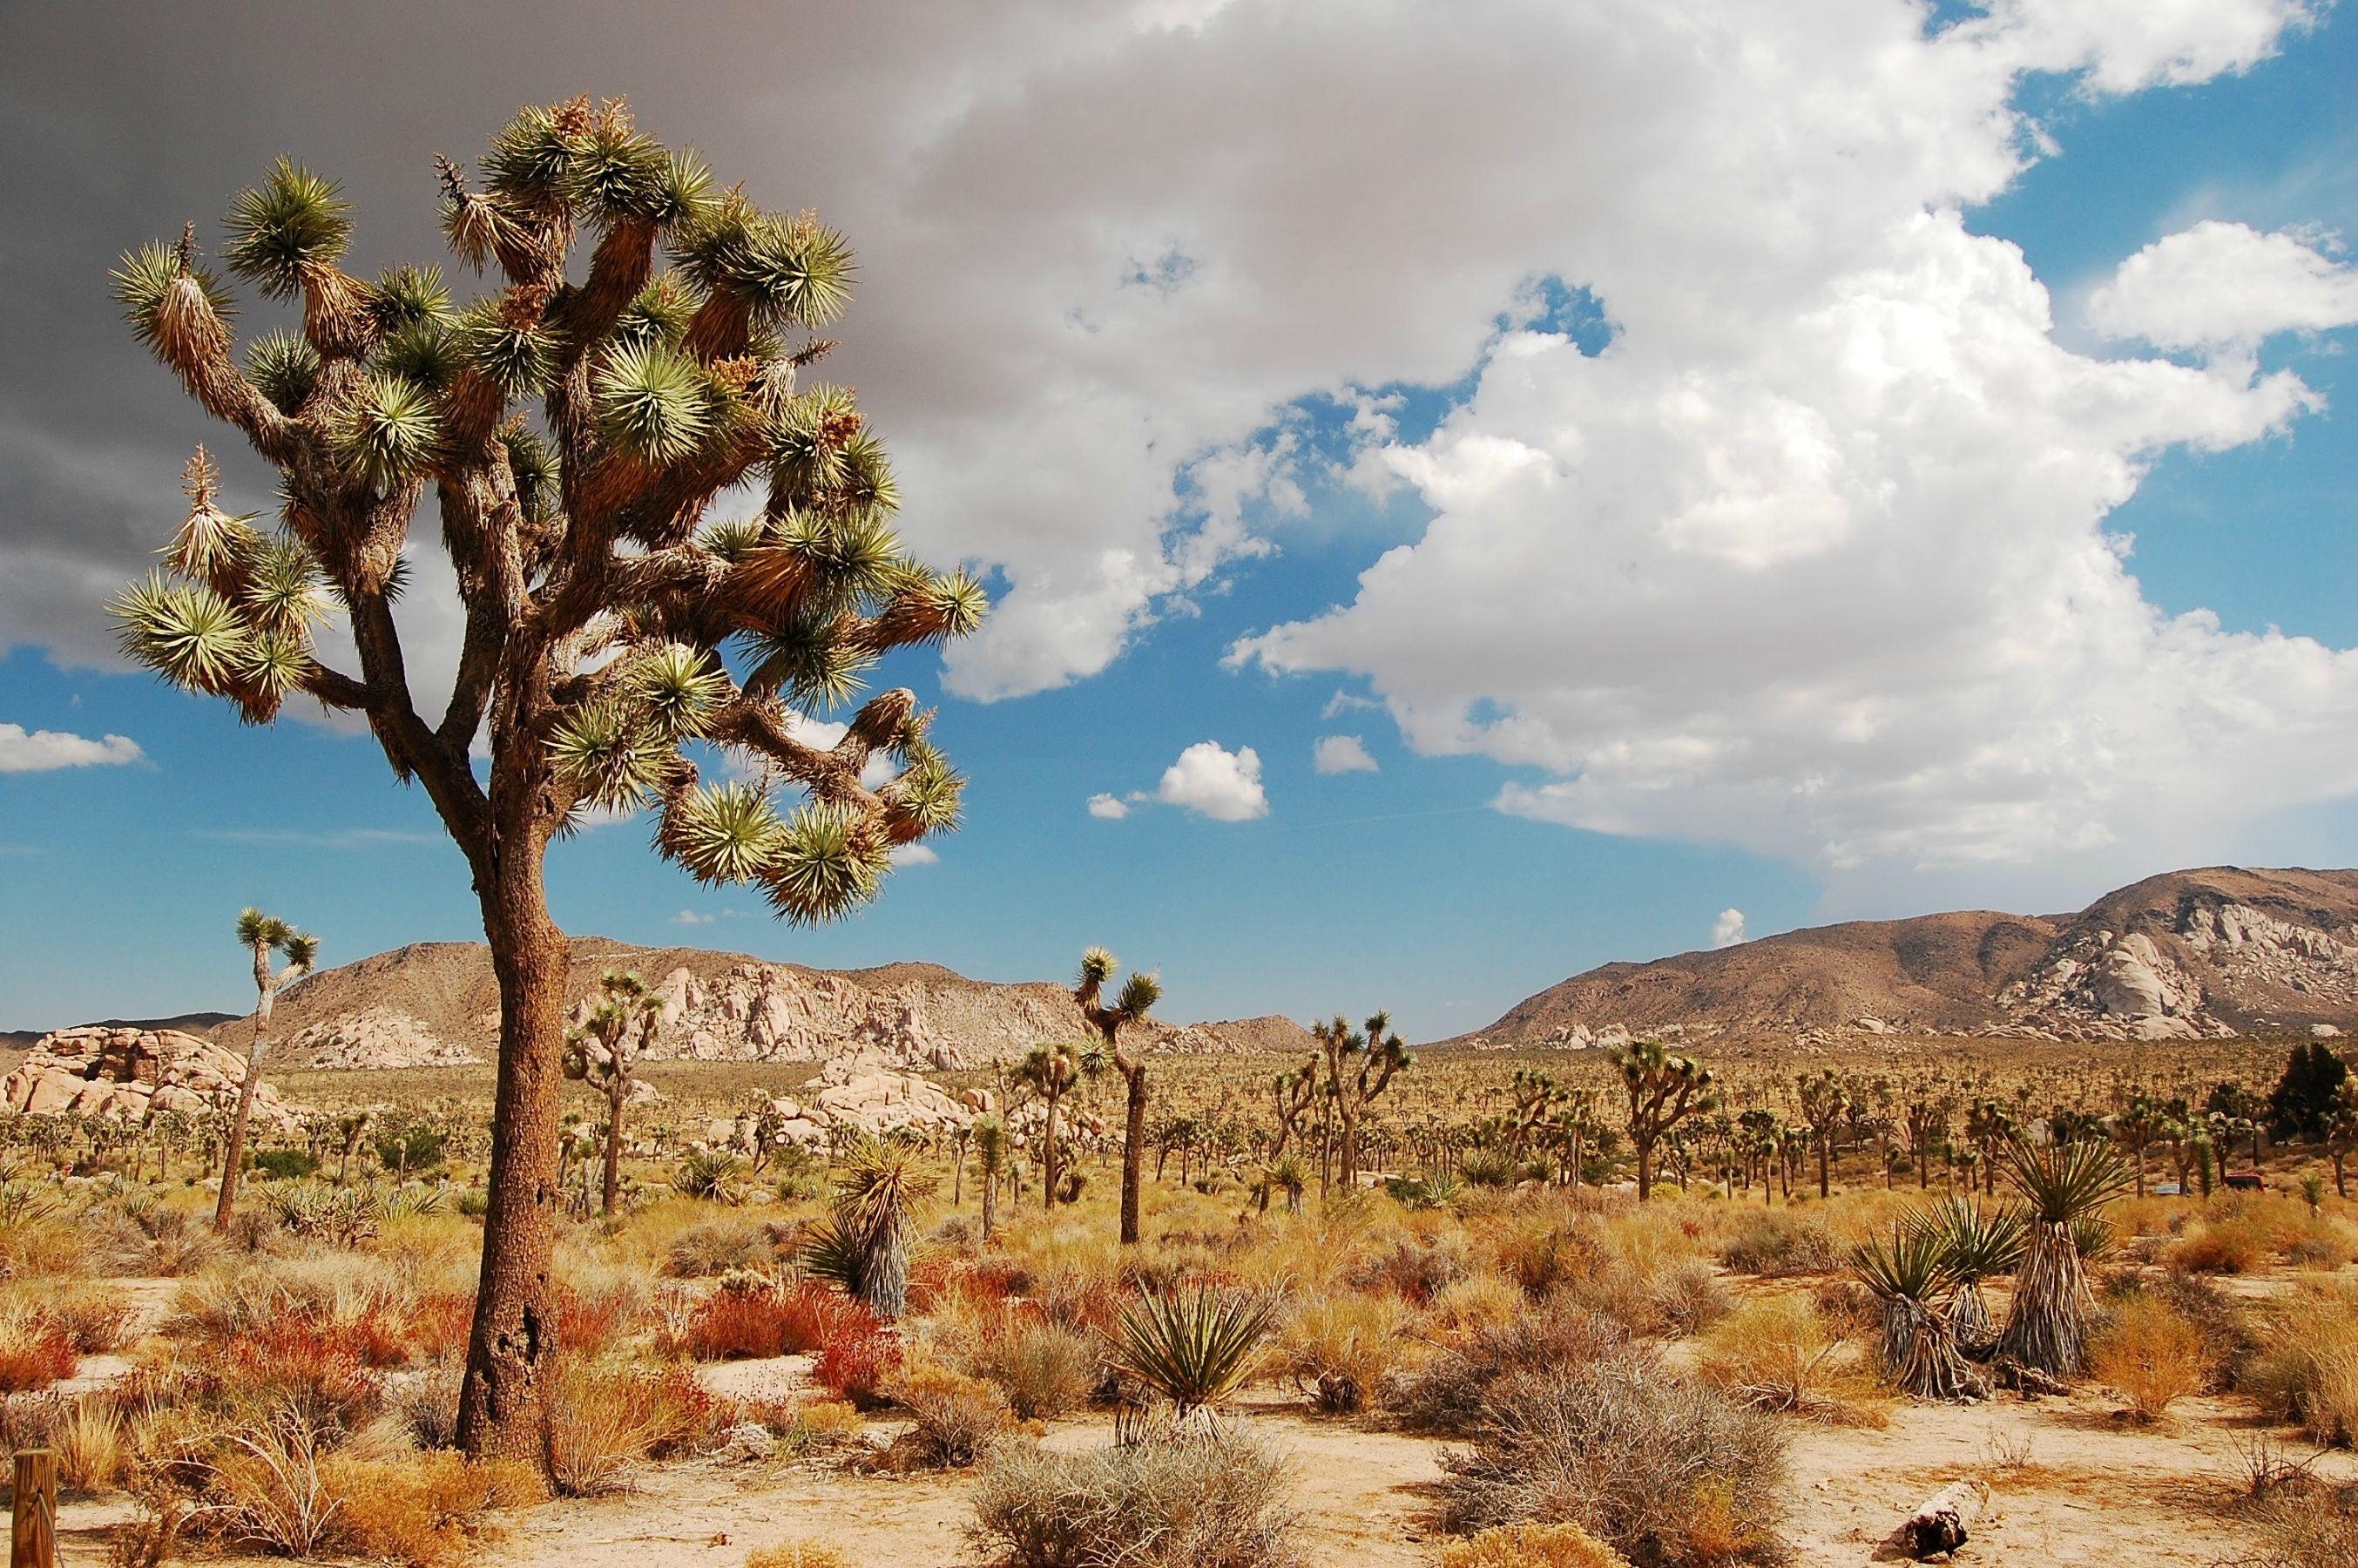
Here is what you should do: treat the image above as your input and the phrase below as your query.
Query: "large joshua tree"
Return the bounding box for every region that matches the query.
[562,967,660,1219]
[108,98,982,1458]
[215,907,319,1231]
[1073,946,1162,1246]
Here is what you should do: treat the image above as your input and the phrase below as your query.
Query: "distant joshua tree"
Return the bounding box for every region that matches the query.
[1016,1042,1083,1208]
[563,968,662,1218]
[1074,947,1162,1246]
[1612,1039,1717,1201]
[214,908,319,1232]
[1312,1011,1413,1193]
[105,98,983,1457]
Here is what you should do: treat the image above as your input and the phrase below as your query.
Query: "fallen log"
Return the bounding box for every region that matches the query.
[1868,1477,1989,1562]
[1988,1356,2068,1396]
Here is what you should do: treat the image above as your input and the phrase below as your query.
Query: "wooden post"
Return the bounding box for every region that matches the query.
[10,1447,56,1568]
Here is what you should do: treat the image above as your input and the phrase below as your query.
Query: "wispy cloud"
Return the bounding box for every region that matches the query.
[194,828,443,849]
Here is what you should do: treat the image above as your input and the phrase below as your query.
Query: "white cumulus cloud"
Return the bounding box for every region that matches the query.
[1711,909,1748,949]
[1155,740,1268,821]
[1087,793,1132,820]
[0,721,143,773]
[2088,220,2358,350]
[1314,734,1379,774]
[672,909,716,925]
[889,842,940,866]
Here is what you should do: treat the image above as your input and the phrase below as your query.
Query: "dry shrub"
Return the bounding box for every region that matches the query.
[34,1284,137,1353]
[966,1428,1301,1568]
[1442,1521,1632,1568]
[2168,1216,2273,1275]
[320,1450,545,1568]
[0,1302,80,1392]
[1437,1347,1788,1568]
[0,1216,86,1279]
[2246,1284,2358,1447]
[2104,1273,2249,1391]
[666,1216,801,1278]
[2252,1482,2358,1568]
[1388,1306,1627,1437]
[971,1316,1098,1420]
[747,1545,855,1568]
[1645,1264,1732,1338]
[814,1315,901,1407]
[1697,1295,1855,1420]
[2087,1294,2216,1423]
[1348,1230,1472,1304]
[389,1360,465,1449]
[782,1398,863,1450]
[1490,1215,1610,1301]
[2287,1220,2358,1272]
[1279,1294,1421,1415]
[203,1406,343,1558]
[1717,1212,1838,1278]
[1426,1272,1525,1341]
[887,1362,1019,1468]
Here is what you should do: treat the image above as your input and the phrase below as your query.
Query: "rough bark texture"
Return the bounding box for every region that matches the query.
[213,946,275,1232]
[602,1073,625,1219]
[456,841,566,1462]
[1117,1056,1147,1246]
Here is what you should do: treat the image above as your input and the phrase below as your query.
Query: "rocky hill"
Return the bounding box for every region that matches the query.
[201,937,1309,1072]
[1449,866,2358,1050]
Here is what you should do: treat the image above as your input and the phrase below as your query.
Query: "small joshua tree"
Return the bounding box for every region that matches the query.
[1914,1193,2024,1350]
[971,1113,1007,1241]
[1016,1042,1083,1207]
[1611,1038,1716,1201]
[1074,947,1162,1247]
[106,99,983,1457]
[1311,1011,1413,1193]
[562,968,660,1218]
[1797,1069,1847,1199]
[1997,1134,2131,1377]
[215,908,319,1232]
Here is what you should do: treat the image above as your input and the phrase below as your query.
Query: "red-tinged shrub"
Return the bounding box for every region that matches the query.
[632,1362,735,1457]
[0,1309,79,1393]
[409,1291,476,1361]
[814,1324,900,1408]
[669,1278,874,1361]
[553,1281,632,1355]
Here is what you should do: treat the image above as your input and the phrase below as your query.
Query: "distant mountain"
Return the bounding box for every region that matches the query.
[2,1012,238,1050]
[186,937,1309,1071]
[1446,867,2358,1049]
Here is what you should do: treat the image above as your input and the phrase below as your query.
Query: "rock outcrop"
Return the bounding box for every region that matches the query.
[193,937,1313,1071]
[708,1058,976,1152]
[1450,867,2358,1050]
[2,1026,302,1130]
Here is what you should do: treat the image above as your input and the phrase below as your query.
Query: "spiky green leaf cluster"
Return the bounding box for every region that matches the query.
[2003,1135,2132,1225]
[334,372,442,489]
[452,302,555,397]
[245,329,321,412]
[221,159,353,300]
[593,340,714,463]
[1107,1285,1277,1416]
[664,781,787,885]
[761,801,890,923]
[1909,1196,2025,1280]
[548,702,664,815]
[626,643,726,738]
[1850,1223,1956,1306]
[613,274,698,350]
[677,198,854,328]
[111,241,237,357]
[368,265,451,331]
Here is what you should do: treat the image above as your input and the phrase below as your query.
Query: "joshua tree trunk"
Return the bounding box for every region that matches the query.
[603,1071,627,1219]
[213,947,276,1233]
[1633,1132,1655,1200]
[1882,1296,1987,1401]
[1116,1055,1147,1246]
[1042,1085,1063,1207]
[456,846,568,1462]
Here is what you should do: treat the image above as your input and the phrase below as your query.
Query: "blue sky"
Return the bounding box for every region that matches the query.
[3,2,2356,1037]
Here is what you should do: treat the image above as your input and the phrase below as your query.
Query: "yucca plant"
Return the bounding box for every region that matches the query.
[1912,1194,2025,1351]
[672,1148,745,1204]
[215,909,320,1233]
[105,98,986,1459]
[803,1139,936,1319]
[1851,1222,1985,1401]
[1997,1134,2132,1377]
[1106,1284,1277,1432]
[1260,1152,1310,1215]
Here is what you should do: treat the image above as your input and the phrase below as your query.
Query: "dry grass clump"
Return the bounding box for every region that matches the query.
[747,1544,855,1568]
[1279,1293,1422,1415]
[665,1215,800,1278]
[543,1355,663,1496]
[966,1428,1301,1568]
[2086,1293,2217,1423]
[1440,1521,1633,1568]
[1696,1294,1875,1423]
[2246,1282,2358,1447]
[968,1315,1098,1420]
[1437,1347,1789,1568]
[2167,1215,2274,1275]
[56,1397,129,1492]
[318,1450,544,1568]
